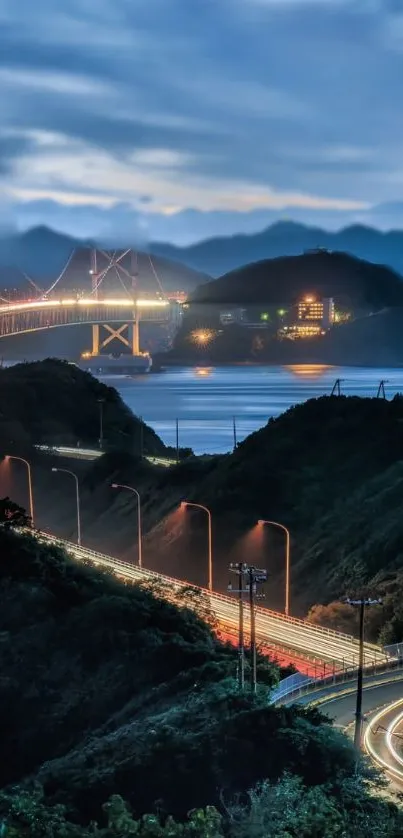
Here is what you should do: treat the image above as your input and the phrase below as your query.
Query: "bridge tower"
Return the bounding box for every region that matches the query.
[89,248,142,360]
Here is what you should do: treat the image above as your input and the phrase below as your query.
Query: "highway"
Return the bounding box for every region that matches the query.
[291,672,403,789]
[38,532,384,668]
[36,444,175,467]
[364,697,403,788]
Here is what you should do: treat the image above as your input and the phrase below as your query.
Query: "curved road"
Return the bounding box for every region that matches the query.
[295,673,403,789]
[363,698,403,789]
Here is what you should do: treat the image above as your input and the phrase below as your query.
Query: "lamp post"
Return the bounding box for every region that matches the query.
[52,467,81,545]
[346,597,382,750]
[181,501,212,591]
[6,455,34,526]
[111,483,142,568]
[258,520,290,616]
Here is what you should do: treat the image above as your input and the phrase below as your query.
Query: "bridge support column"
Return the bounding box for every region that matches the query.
[90,310,140,357]
[132,306,140,355]
[92,324,100,356]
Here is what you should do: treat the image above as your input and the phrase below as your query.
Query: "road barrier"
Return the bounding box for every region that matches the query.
[35,531,385,668]
[270,656,403,705]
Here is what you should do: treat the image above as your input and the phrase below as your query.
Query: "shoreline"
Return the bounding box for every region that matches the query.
[155,358,403,370]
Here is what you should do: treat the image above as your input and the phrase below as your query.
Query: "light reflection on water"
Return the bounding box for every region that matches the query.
[113,365,403,454]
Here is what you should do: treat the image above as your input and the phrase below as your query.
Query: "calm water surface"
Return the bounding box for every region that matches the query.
[113,365,403,454]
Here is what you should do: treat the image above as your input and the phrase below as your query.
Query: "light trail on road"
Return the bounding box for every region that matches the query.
[35,445,175,467]
[38,532,384,668]
[364,698,403,788]
[0,298,169,314]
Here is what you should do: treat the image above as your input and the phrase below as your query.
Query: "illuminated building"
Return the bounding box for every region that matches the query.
[219,308,246,325]
[280,324,325,340]
[278,296,334,340]
[297,296,334,326]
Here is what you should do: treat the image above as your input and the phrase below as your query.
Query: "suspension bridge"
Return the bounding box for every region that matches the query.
[0,248,183,369]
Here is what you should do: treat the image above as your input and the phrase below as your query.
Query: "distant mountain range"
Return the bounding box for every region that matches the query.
[3,221,403,286]
[9,197,403,245]
[153,221,403,277]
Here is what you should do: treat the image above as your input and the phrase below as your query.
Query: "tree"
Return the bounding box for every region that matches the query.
[0,497,31,529]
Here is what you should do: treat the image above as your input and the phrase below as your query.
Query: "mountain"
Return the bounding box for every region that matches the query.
[189,250,403,308]
[5,221,403,289]
[0,226,209,293]
[11,196,403,246]
[152,221,403,277]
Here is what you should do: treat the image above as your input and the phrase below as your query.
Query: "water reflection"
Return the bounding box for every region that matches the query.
[114,365,403,454]
[285,364,334,379]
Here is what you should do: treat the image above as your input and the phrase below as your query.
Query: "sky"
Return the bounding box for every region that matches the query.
[2,0,403,243]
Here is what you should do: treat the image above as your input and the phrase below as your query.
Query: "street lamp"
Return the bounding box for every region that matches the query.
[52,467,81,545]
[5,455,34,526]
[258,520,290,616]
[346,597,382,750]
[111,483,142,568]
[181,501,212,591]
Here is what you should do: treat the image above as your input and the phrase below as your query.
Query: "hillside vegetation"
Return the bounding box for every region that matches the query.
[190,250,403,307]
[0,358,166,455]
[27,387,403,644]
[1,522,403,836]
[3,359,403,643]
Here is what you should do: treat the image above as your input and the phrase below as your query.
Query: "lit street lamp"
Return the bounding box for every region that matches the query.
[258,519,290,616]
[181,501,212,591]
[111,483,142,568]
[52,467,81,545]
[6,454,35,526]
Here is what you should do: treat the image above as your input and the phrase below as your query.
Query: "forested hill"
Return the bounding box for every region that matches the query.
[1,524,402,836]
[0,358,165,455]
[189,250,403,308]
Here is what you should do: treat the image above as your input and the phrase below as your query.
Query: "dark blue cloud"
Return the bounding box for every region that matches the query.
[2,0,403,238]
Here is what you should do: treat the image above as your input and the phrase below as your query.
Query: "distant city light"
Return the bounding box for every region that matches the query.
[260,312,269,321]
[277,309,286,317]
[191,329,215,346]
[304,295,315,303]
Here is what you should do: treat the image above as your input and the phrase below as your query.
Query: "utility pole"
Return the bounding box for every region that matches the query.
[331,378,345,396]
[97,398,105,450]
[139,416,144,459]
[176,418,179,464]
[249,566,257,693]
[376,380,388,399]
[228,562,246,690]
[233,416,237,451]
[346,597,382,750]
[229,562,267,694]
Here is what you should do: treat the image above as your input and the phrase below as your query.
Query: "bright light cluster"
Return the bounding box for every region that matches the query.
[0,298,170,314]
[190,328,216,346]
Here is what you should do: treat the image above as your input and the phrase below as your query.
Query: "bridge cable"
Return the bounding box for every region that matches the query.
[148,253,166,298]
[44,248,77,296]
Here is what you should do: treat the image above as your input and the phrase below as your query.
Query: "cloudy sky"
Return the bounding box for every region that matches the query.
[2,0,403,243]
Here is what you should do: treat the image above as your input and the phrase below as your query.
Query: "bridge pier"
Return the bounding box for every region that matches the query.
[90,306,140,357]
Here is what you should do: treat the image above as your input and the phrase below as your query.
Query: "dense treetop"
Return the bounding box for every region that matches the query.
[0,358,165,455]
[189,250,403,308]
